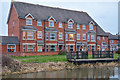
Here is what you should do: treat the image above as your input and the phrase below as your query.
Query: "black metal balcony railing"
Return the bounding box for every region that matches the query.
[66,51,88,60]
[92,51,113,58]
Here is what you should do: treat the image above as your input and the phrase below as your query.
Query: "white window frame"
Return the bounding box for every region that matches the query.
[83,25,86,30]
[59,32,63,39]
[66,45,68,51]
[23,31,26,40]
[77,24,80,29]
[59,22,62,28]
[97,36,100,40]
[68,22,73,28]
[49,20,54,27]
[89,24,93,30]
[27,31,34,40]
[27,44,33,52]
[91,35,95,42]
[83,34,86,40]
[37,20,42,26]
[37,31,42,39]
[23,44,25,52]
[37,44,42,52]
[88,35,90,41]
[7,44,16,52]
[50,33,55,40]
[46,33,48,40]
[103,36,105,40]
[26,18,32,25]
[77,34,80,40]
[69,34,74,41]
[50,45,55,51]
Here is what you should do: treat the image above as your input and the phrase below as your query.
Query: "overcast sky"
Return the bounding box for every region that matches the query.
[0,0,119,36]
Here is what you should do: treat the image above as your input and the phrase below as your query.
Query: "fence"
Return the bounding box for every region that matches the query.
[66,51,88,60]
[92,51,113,58]
[66,51,114,60]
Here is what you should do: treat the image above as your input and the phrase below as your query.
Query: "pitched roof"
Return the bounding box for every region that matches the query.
[12,1,97,25]
[97,26,108,36]
[105,32,119,40]
[9,1,107,36]
[0,36,20,45]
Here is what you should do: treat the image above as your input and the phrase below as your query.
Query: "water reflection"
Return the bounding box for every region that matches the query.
[2,67,119,79]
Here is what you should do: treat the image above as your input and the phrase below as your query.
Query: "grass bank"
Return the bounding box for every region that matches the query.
[11,53,119,63]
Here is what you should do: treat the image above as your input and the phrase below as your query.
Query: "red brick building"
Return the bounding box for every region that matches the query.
[1,1,119,55]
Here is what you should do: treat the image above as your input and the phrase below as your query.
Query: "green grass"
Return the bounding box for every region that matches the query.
[11,53,120,63]
[12,55,67,63]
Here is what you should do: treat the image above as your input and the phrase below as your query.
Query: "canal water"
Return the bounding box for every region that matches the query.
[2,67,120,79]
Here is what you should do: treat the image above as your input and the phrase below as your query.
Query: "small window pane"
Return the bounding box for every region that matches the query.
[37,20,42,26]
[59,22,62,28]
[83,25,86,30]
[26,18,32,25]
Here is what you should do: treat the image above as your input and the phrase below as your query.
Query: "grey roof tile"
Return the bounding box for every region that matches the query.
[0,36,20,45]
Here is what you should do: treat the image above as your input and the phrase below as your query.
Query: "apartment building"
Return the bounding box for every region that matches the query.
[1,1,119,54]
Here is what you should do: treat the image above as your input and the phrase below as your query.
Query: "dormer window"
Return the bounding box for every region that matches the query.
[68,18,74,28]
[37,20,42,26]
[89,21,94,30]
[89,24,93,30]
[49,21,54,27]
[26,18,32,25]
[68,22,73,28]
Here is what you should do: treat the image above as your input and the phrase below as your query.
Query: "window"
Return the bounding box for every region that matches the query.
[26,18,32,25]
[66,45,68,51]
[37,31,42,39]
[13,20,14,27]
[27,44,33,52]
[12,33,14,36]
[23,31,26,40]
[91,35,95,42]
[89,24,93,30]
[50,45,55,51]
[111,40,113,43]
[49,21,54,27]
[37,20,42,26]
[7,44,16,52]
[59,32,63,39]
[103,37,105,40]
[97,36,100,40]
[83,25,86,30]
[27,32,34,40]
[69,34,74,40]
[88,45,90,51]
[70,45,74,51]
[46,45,48,52]
[83,34,86,40]
[66,34,68,41]
[68,22,73,28]
[77,24,80,29]
[88,35,90,41]
[59,22,62,28]
[97,45,100,51]
[50,33,55,40]
[77,34,80,40]
[37,44,42,52]
[23,45,25,52]
[46,33,48,40]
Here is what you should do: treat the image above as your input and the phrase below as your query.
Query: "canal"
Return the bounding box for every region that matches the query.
[2,67,120,79]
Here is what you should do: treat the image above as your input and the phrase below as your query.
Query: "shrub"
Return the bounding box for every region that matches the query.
[58,50,67,55]
[116,49,120,54]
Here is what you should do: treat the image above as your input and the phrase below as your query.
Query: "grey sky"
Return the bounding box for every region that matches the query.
[0,0,119,36]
